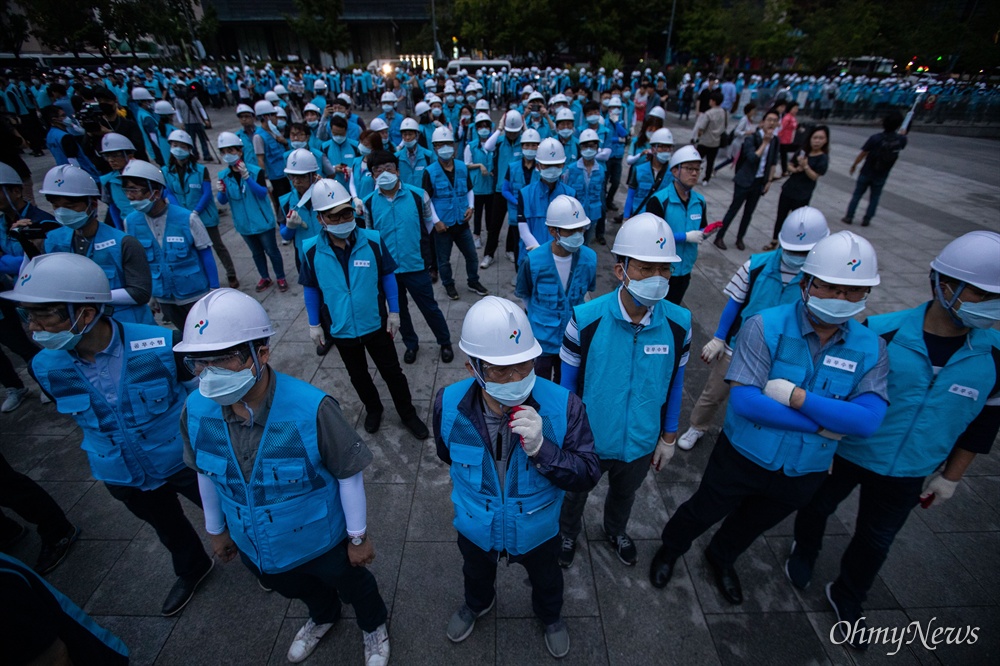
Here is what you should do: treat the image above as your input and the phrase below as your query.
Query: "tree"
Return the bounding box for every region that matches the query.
[285,0,350,57]
[24,0,108,57]
[0,5,31,59]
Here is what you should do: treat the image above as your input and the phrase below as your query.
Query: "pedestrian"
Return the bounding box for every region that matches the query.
[777,101,800,177]
[516,138,576,266]
[603,97,628,211]
[300,179,429,439]
[176,289,391,665]
[376,92,403,147]
[693,90,727,184]
[96,133,139,229]
[252,100,292,207]
[842,111,907,227]
[152,101,180,174]
[173,87,213,162]
[558,214,691,568]
[714,102,757,172]
[764,125,830,250]
[396,117,435,188]
[563,129,607,244]
[622,128,674,219]
[649,231,888,606]
[324,115,360,190]
[3,253,215,616]
[40,105,99,178]
[465,112,495,252]
[131,87,164,164]
[787,231,1000,649]
[499,126,540,263]
[483,110,525,266]
[437,296,600,658]
[278,148,324,278]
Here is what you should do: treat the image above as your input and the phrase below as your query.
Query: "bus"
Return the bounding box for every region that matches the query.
[447,59,511,75]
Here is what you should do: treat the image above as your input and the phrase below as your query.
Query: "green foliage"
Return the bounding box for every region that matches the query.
[0,7,32,58]
[285,0,350,56]
[24,0,108,56]
[599,51,625,74]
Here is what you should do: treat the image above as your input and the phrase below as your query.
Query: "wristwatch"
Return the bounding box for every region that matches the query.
[350,533,367,546]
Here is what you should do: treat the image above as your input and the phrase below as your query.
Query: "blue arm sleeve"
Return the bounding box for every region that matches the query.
[730,385,822,433]
[279,223,296,241]
[194,185,212,214]
[381,273,399,312]
[662,363,686,433]
[217,189,229,205]
[245,177,269,198]
[623,187,636,218]
[164,188,180,206]
[714,298,742,340]
[501,179,518,206]
[197,248,219,289]
[560,362,579,393]
[109,203,123,230]
[673,231,686,244]
[304,286,322,326]
[0,253,22,275]
[799,391,888,438]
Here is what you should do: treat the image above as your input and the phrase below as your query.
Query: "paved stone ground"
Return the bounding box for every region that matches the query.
[2,110,998,666]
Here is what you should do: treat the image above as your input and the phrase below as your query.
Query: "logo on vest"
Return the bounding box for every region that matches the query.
[509,329,521,344]
[194,319,209,335]
[847,258,861,272]
[353,259,370,268]
[166,236,185,244]
[656,237,666,249]
[644,345,670,354]
[948,384,979,400]
[94,239,117,251]
[823,356,857,372]
[129,337,166,351]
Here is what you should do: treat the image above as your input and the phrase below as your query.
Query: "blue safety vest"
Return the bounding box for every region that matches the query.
[188,371,347,574]
[723,302,881,476]
[305,228,384,339]
[572,289,690,462]
[493,136,522,194]
[46,127,99,180]
[505,160,538,225]
[218,164,275,236]
[254,127,287,181]
[395,145,435,189]
[235,128,257,165]
[467,140,494,195]
[518,180,576,261]
[33,322,188,486]
[523,242,597,354]
[563,160,605,224]
[440,378,568,556]
[163,162,219,228]
[126,204,210,301]
[134,107,162,164]
[278,189,321,256]
[727,250,803,345]
[426,160,469,226]
[376,113,403,147]
[363,183,425,274]
[837,304,1000,477]
[99,171,133,226]
[631,161,672,215]
[649,185,706,277]
[156,122,177,173]
[324,138,359,188]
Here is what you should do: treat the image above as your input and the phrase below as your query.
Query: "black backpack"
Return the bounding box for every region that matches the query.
[867,132,904,175]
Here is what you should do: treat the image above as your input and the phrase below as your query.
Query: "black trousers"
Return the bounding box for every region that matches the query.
[659,433,826,566]
[472,193,492,237]
[104,468,210,579]
[771,191,810,241]
[666,273,692,305]
[486,192,519,260]
[533,354,561,384]
[335,329,417,421]
[719,177,767,243]
[458,532,563,626]
[0,300,39,389]
[696,144,720,182]
[0,452,74,545]
[243,538,388,631]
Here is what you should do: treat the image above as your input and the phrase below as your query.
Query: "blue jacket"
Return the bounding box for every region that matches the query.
[726,250,802,345]
[363,183,426,274]
[278,189,322,256]
[491,136,523,194]
[563,160,606,224]
[426,160,469,227]
[188,371,347,573]
[324,138,359,188]
[235,128,257,165]
[516,242,597,355]
[628,161,672,217]
[126,203,210,301]
[255,127,287,181]
[467,140,494,195]
[163,162,219,228]
[395,145,435,189]
[503,159,537,225]
[647,184,706,277]
[304,228,385,339]
[33,322,187,487]
[837,304,1000,477]
[517,180,576,260]
[99,171,132,228]
[218,165,275,235]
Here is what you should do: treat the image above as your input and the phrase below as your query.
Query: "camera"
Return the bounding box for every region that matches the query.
[77,102,106,134]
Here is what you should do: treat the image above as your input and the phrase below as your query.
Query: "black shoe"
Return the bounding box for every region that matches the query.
[364,409,383,433]
[612,214,624,225]
[445,284,459,300]
[558,535,576,569]
[468,281,489,297]
[596,236,606,245]
[607,531,637,566]
[441,345,454,363]
[429,270,439,284]
[714,237,728,250]
[0,523,27,551]
[841,216,854,225]
[826,582,869,650]
[861,218,871,227]
[784,540,816,590]
[704,549,743,605]
[649,546,677,589]
[316,339,333,357]
[735,238,746,251]
[403,347,418,364]
[35,524,80,575]
[403,416,429,439]
[607,201,619,211]
[162,558,214,616]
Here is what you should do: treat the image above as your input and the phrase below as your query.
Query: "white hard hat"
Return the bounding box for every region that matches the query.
[236,103,254,116]
[153,100,175,115]
[536,138,566,165]
[803,231,880,287]
[303,103,321,114]
[274,107,287,119]
[264,91,280,103]
[549,93,569,105]
[253,100,276,116]
[0,161,22,185]
[217,131,243,149]
[414,101,431,116]
[100,132,136,154]
[121,160,166,187]
[546,195,590,230]
[459,296,542,365]
[432,126,455,143]
[273,84,288,95]
[39,164,100,197]
[400,117,420,132]
[475,99,490,111]
[168,129,193,146]
[284,148,319,175]
[313,80,327,90]
[521,129,541,145]
[578,129,599,144]
[527,92,544,103]
[554,108,575,123]
[930,230,1000,293]
[380,91,397,103]
[369,117,389,132]
[650,128,674,145]
[310,178,352,212]
[131,87,154,101]
[612,213,681,263]
[474,112,492,125]
[174,288,275,353]
[503,110,523,132]
[0,253,111,304]
[608,96,623,108]
[648,106,666,120]
[337,93,353,106]
[779,206,830,252]
[668,145,701,169]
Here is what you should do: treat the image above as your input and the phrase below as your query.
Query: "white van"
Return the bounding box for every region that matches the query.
[447,59,511,75]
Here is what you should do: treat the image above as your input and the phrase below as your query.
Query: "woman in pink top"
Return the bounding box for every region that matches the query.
[777,101,799,177]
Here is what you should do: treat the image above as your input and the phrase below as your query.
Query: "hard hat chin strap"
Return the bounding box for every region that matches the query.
[933,271,967,327]
[66,303,105,335]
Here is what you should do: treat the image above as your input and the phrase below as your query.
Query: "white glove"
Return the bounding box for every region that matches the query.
[309,324,326,348]
[237,162,251,179]
[685,230,705,245]
[920,472,958,507]
[651,435,675,472]
[286,210,304,228]
[701,337,726,363]
[764,378,797,407]
[510,405,543,456]
[386,312,400,338]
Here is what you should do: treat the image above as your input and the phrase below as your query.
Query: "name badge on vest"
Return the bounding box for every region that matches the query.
[822,356,857,372]
[166,236,186,244]
[644,345,670,355]
[948,384,979,400]
[353,259,371,268]
[690,213,702,221]
[416,166,424,171]
[130,337,166,351]
[190,182,202,189]
[93,239,117,251]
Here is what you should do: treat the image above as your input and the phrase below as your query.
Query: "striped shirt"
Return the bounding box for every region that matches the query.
[723,257,799,304]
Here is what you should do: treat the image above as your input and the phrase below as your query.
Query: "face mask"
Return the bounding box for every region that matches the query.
[610,110,621,121]
[170,146,190,160]
[32,310,86,351]
[445,95,455,104]
[358,144,372,156]
[376,171,398,190]
[436,146,455,160]
[307,120,319,129]
[326,220,356,238]
[955,298,1000,329]
[382,104,394,113]
[129,197,156,214]
[781,252,807,270]
[556,231,585,253]
[54,207,92,230]
[431,108,442,118]
[586,115,599,125]
[624,273,670,306]
[66,120,86,136]
[601,99,610,107]
[540,166,563,182]
[557,128,574,139]
[333,111,346,119]
[290,140,308,150]
[199,365,257,406]
[805,294,867,325]
[223,153,240,165]
[522,148,537,160]
[655,151,671,164]
[477,127,491,138]
[623,91,631,99]
[581,148,598,161]
[403,139,417,149]
[457,95,465,103]
[530,111,540,120]
[461,114,471,122]
[277,120,287,130]
[267,120,280,133]
[484,370,536,407]
[332,134,347,145]
[477,93,484,100]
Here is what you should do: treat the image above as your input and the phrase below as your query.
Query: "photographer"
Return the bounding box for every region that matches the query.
[40,105,101,183]
[92,87,149,163]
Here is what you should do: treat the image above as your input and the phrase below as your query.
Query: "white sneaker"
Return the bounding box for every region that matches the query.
[287,619,334,663]
[474,235,482,249]
[1,387,29,413]
[511,274,518,287]
[677,427,705,451]
[363,623,390,666]
[479,255,494,269]
[505,251,515,263]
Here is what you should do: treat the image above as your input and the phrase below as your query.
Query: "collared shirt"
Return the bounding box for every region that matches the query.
[755,130,771,179]
[73,321,124,406]
[561,286,655,368]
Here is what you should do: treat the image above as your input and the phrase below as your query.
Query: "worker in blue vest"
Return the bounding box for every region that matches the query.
[678,207,829,452]
[558,214,690,569]
[376,92,403,148]
[562,129,606,245]
[603,97,628,208]
[162,129,238,290]
[152,100,180,175]
[2,253,214,617]
[300,179,429,439]
[0,161,53,279]
[788,231,1000,649]
[501,127,540,264]
[39,164,156,326]
[482,110,524,266]
[436,296,600,658]
[396,117,435,188]
[40,106,100,183]
[131,87,164,165]
[423,126,490,301]
[465,112,495,253]
[97,133,138,230]
[516,195,596,383]
[516,138,576,266]
[234,103,259,165]
[175,288,391,665]
[623,128,674,220]
[323,115,359,190]
[362,150,454,365]
[645,145,708,305]
[650,231,890,606]
[121,159,218,330]
[252,100,291,206]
